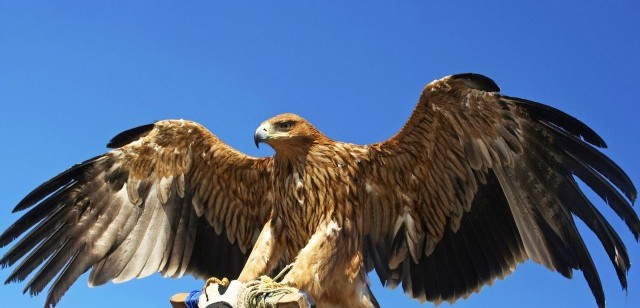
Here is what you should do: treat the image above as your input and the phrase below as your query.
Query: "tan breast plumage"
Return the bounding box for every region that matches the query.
[270,142,368,257]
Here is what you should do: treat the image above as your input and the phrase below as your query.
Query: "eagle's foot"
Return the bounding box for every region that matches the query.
[205,276,230,288]
[257,274,287,289]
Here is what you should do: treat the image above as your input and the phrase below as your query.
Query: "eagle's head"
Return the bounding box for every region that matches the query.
[254,113,327,153]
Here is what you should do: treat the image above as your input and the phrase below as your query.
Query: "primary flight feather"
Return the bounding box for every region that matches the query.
[1,73,636,307]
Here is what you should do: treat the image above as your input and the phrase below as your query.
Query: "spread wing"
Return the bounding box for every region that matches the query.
[0,120,273,307]
[359,74,638,307]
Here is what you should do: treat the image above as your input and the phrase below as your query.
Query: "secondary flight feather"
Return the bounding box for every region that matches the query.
[1,73,636,307]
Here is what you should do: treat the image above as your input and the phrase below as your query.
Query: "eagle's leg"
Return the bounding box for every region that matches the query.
[281,220,379,308]
[238,219,283,282]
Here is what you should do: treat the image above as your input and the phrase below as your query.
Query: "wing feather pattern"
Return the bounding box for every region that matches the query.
[0,120,272,307]
[361,74,637,307]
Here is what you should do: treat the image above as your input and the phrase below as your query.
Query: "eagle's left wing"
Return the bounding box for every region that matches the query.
[0,120,273,307]
[358,74,637,307]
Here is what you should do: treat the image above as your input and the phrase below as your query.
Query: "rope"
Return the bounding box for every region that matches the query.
[241,264,300,308]
[184,289,202,308]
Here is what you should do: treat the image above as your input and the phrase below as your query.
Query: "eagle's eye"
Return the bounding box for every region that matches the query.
[276,121,295,131]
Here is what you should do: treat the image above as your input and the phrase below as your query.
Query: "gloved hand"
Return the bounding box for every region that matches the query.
[199,280,245,308]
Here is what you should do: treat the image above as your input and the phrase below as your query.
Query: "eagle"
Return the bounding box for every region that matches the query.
[0,73,636,308]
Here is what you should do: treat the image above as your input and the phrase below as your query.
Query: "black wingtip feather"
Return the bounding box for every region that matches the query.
[0,183,73,247]
[106,123,155,148]
[504,96,608,148]
[564,177,630,289]
[541,122,637,202]
[450,73,501,92]
[564,151,640,239]
[12,155,103,213]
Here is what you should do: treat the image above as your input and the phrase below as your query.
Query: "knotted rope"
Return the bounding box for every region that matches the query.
[241,264,301,308]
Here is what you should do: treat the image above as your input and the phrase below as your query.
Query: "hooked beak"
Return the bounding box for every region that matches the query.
[254,123,270,148]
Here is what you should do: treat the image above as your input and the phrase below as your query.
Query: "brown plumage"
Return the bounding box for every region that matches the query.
[1,73,637,307]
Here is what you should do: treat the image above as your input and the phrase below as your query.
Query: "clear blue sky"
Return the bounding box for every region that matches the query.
[1,1,638,307]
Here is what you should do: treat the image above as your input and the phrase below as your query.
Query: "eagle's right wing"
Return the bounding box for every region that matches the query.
[358,74,637,307]
[0,120,273,307]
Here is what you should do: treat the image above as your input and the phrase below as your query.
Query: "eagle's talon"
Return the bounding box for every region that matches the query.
[259,275,284,287]
[205,276,230,288]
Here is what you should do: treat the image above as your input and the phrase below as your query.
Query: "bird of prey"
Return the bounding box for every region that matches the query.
[0,73,636,308]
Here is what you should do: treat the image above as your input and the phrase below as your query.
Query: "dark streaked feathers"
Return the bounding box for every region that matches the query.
[503,96,608,148]
[368,172,527,304]
[362,74,637,308]
[10,155,103,213]
[1,120,272,307]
